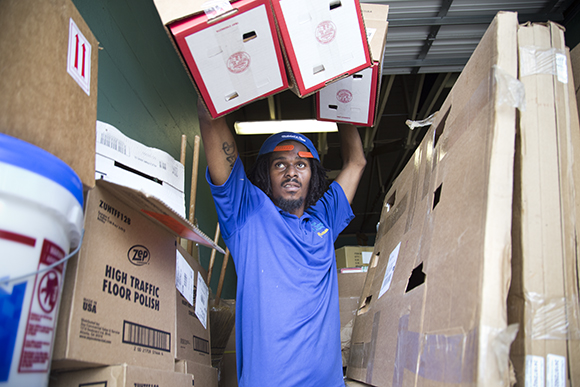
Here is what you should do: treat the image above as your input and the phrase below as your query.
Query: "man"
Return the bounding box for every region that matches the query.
[198,100,366,386]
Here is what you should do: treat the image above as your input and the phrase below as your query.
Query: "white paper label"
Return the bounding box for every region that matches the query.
[547,354,566,387]
[176,250,194,306]
[526,355,545,387]
[67,18,91,96]
[379,242,401,299]
[362,251,373,265]
[202,0,233,19]
[195,274,209,330]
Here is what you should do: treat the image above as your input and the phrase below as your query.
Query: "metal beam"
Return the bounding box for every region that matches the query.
[387,12,564,28]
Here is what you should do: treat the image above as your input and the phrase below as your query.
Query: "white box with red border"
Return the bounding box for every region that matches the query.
[316,63,379,126]
[316,3,388,126]
[161,0,288,118]
[271,0,371,97]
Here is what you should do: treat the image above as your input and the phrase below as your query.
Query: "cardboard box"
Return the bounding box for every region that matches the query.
[509,20,567,386]
[175,359,218,386]
[96,120,186,218]
[156,0,288,118]
[271,0,372,97]
[572,43,580,116]
[508,21,580,386]
[316,3,388,127]
[52,182,178,371]
[335,246,374,269]
[347,11,519,386]
[219,327,238,387]
[93,123,223,253]
[0,0,98,188]
[175,243,211,365]
[338,272,367,368]
[49,364,193,387]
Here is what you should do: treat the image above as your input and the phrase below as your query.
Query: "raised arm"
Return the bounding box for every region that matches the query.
[334,123,366,204]
[197,98,238,186]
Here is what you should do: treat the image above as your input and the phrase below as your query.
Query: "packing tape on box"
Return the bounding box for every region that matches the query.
[349,314,519,385]
[525,292,580,340]
[519,46,568,84]
[493,65,526,111]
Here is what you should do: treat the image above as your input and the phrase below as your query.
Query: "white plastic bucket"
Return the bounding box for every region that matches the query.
[0,133,84,387]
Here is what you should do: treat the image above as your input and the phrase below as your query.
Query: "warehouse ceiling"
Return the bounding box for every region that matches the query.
[225,0,580,244]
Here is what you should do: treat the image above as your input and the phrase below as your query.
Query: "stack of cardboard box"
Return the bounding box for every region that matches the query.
[50,127,220,385]
[1,2,222,385]
[345,11,580,387]
[152,0,374,118]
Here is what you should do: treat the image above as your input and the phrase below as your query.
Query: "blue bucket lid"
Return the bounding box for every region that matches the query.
[0,133,84,207]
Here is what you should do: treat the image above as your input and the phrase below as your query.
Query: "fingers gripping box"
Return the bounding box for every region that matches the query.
[161,0,288,118]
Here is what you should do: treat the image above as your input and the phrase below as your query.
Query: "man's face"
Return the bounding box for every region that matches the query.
[269,140,312,216]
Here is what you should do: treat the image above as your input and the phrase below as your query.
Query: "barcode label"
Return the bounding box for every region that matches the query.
[193,335,210,354]
[159,160,167,170]
[100,133,129,156]
[122,321,171,352]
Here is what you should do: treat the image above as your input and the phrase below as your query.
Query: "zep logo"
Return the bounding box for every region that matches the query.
[127,245,150,266]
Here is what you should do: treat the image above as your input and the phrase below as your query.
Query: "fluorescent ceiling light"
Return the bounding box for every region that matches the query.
[234,120,338,135]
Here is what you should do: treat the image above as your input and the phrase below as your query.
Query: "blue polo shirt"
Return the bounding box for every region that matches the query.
[207,156,354,387]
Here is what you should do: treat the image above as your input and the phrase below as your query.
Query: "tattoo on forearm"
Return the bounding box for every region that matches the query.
[222,141,236,169]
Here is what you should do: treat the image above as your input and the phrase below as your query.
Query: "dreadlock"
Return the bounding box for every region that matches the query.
[247,153,329,210]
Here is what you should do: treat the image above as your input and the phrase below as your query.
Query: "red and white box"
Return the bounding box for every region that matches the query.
[316,63,379,126]
[271,0,372,97]
[316,3,388,126]
[165,0,289,118]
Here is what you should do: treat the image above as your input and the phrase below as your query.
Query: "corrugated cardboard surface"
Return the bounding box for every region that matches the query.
[508,21,578,386]
[175,243,211,365]
[0,0,98,188]
[175,359,218,387]
[53,182,177,371]
[49,363,192,387]
[347,12,518,386]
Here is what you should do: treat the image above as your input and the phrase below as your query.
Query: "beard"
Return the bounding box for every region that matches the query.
[273,196,304,213]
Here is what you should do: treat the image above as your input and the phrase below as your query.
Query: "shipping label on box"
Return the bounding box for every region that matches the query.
[53,183,178,371]
[169,0,288,118]
[271,0,371,97]
[175,243,211,365]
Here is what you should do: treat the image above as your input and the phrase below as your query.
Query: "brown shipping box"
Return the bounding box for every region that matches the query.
[53,182,178,371]
[49,364,192,387]
[508,21,580,386]
[175,243,211,365]
[338,272,367,368]
[336,246,375,269]
[347,11,518,386]
[0,0,98,188]
[175,359,218,386]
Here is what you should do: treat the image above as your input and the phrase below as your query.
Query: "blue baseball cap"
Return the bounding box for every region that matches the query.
[258,132,319,161]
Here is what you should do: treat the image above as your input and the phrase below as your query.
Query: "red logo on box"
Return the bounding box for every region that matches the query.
[315,21,337,44]
[227,52,251,74]
[336,89,353,103]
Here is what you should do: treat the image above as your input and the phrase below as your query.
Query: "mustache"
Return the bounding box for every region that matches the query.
[282,177,301,187]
